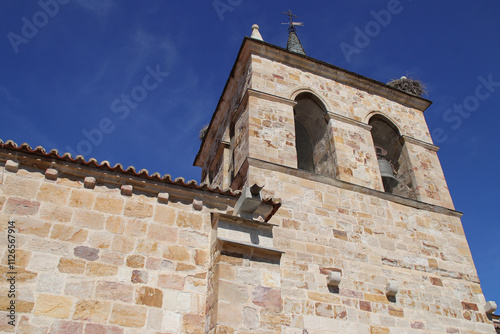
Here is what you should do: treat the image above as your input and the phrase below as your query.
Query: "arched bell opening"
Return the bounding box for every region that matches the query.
[293,93,335,178]
[369,115,415,198]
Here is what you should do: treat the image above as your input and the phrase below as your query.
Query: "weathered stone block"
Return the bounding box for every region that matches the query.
[182,313,205,334]
[5,197,41,216]
[74,245,99,261]
[73,209,105,230]
[65,281,93,299]
[252,286,281,310]
[124,219,147,237]
[194,249,209,266]
[84,176,96,189]
[73,300,111,323]
[34,294,73,319]
[3,176,40,202]
[109,304,147,328]
[121,184,133,196]
[111,235,135,253]
[131,270,148,284]
[37,183,70,205]
[193,199,203,211]
[178,230,208,248]
[217,301,242,327]
[5,160,19,173]
[135,286,163,307]
[2,249,31,267]
[88,231,112,249]
[163,245,190,262]
[177,211,203,229]
[370,326,390,334]
[28,253,59,271]
[48,320,84,334]
[96,281,133,302]
[94,195,124,214]
[126,255,145,268]
[84,323,124,334]
[15,217,50,236]
[147,224,177,242]
[40,204,73,222]
[157,192,169,204]
[158,273,185,290]
[146,257,174,270]
[136,239,159,255]
[86,262,118,276]
[106,215,126,234]
[124,200,154,218]
[388,305,404,318]
[360,301,372,312]
[315,302,333,318]
[45,168,58,180]
[51,224,87,243]
[69,189,95,209]
[154,204,176,224]
[461,301,479,311]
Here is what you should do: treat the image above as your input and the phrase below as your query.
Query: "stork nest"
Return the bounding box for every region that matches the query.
[199,124,209,141]
[387,76,427,97]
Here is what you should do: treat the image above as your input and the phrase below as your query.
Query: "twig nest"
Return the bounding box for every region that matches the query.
[387,76,427,97]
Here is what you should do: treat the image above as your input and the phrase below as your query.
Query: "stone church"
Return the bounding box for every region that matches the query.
[0,22,497,333]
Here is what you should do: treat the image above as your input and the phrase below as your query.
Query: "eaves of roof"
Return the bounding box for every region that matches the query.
[0,139,281,211]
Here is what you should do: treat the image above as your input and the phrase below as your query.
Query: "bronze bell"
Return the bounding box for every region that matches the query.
[378,158,398,192]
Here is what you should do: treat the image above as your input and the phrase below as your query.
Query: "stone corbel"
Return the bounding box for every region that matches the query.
[233,183,275,220]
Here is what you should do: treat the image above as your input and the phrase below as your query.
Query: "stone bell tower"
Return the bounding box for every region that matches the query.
[195,21,496,333]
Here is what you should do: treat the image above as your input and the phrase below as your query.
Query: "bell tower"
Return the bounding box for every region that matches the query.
[195,22,496,333]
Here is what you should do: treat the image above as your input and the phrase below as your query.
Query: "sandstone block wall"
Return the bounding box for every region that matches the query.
[0,153,234,334]
[247,53,454,209]
[247,162,495,333]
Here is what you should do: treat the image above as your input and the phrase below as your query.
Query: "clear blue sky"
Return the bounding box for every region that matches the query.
[1,1,499,306]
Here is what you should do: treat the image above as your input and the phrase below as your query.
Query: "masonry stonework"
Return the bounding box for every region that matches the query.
[0,35,496,333]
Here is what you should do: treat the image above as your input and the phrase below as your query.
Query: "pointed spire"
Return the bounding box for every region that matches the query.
[250,24,263,41]
[282,10,306,55]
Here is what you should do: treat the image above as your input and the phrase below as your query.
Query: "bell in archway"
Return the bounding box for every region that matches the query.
[378,158,398,193]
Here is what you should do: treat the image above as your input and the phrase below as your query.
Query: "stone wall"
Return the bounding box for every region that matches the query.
[247,52,454,209]
[247,160,495,333]
[0,151,236,333]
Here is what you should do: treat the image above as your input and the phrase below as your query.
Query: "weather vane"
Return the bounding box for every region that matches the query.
[282,10,304,32]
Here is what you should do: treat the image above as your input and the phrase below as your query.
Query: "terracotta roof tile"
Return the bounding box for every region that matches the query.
[0,139,281,209]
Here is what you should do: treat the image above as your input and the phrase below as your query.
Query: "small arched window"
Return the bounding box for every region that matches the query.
[293,93,335,177]
[369,115,415,198]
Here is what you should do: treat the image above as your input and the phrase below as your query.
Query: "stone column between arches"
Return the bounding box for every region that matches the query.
[329,113,383,191]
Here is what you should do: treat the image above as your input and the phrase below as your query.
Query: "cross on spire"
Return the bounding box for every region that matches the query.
[282,10,304,32]
[282,10,306,55]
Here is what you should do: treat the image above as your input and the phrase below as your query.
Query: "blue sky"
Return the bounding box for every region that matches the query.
[1,1,499,306]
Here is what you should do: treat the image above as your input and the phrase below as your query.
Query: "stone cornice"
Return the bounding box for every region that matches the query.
[327,111,372,131]
[247,157,463,218]
[247,89,297,107]
[244,37,433,112]
[232,89,297,124]
[400,135,439,152]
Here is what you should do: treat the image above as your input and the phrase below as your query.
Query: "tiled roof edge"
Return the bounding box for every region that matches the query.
[0,139,281,208]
